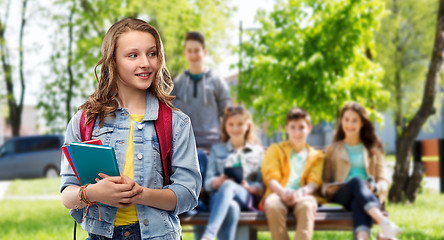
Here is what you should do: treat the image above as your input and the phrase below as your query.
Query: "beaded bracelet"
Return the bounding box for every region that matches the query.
[78,184,101,222]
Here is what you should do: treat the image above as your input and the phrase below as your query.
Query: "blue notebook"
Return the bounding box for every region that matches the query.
[68,142,120,185]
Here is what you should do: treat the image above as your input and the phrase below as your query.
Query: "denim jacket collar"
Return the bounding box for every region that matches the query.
[116,90,159,122]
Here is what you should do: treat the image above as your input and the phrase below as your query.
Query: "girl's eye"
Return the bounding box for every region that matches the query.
[148,52,157,57]
[129,54,137,58]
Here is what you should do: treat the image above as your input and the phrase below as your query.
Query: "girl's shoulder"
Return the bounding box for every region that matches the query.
[171,109,191,126]
[324,141,345,156]
[67,110,84,130]
[369,146,384,158]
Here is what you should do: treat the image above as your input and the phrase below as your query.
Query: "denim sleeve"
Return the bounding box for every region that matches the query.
[168,111,202,215]
[60,110,83,193]
[203,146,219,193]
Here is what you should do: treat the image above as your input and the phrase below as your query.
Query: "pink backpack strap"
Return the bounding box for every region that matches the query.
[155,100,172,186]
[80,110,95,142]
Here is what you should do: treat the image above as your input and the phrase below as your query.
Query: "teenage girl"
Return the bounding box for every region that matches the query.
[322,102,401,240]
[201,106,264,240]
[60,18,201,240]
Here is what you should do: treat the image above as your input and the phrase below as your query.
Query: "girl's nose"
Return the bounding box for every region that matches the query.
[139,56,150,68]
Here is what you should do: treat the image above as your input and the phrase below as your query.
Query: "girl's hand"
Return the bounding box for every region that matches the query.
[212,175,228,190]
[116,174,144,203]
[367,182,375,192]
[242,180,259,195]
[88,173,142,208]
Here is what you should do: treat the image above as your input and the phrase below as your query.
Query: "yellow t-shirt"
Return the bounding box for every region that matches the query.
[114,114,144,226]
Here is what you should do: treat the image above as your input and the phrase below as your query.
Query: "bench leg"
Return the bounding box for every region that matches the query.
[249,227,257,240]
[235,225,255,240]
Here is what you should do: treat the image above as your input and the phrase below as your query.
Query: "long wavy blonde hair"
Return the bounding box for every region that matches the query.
[79,18,175,127]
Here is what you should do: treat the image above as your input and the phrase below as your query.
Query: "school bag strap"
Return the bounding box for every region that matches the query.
[79,100,173,186]
[155,100,173,186]
[80,110,95,142]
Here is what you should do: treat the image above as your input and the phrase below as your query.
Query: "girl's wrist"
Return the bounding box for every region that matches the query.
[84,184,96,203]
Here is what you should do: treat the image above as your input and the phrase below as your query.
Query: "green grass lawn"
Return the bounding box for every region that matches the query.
[1,177,443,240]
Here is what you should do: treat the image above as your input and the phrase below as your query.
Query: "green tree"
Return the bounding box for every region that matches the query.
[237,0,389,133]
[38,0,233,132]
[0,0,29,136]
[377,0,444,203]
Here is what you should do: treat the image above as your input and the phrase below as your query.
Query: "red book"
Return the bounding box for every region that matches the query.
[61,139,102,184]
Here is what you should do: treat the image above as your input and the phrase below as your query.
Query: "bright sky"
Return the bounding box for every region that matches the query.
[2,0,275,106]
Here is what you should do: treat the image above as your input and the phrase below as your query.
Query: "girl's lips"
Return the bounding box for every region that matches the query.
[135,72,151,79]
[135,73,151,76]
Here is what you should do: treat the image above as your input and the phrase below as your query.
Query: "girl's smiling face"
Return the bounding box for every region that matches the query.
[115,30,158,93]
[225,114,249,142]
[341,109,363,138]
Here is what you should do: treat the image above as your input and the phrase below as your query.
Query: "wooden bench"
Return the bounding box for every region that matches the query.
[179,206,387,240]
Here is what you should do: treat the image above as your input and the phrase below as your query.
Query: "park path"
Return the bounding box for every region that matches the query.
[0,180,60,200]
[0,181,11,200]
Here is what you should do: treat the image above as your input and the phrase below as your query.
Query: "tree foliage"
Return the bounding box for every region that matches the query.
[378,0,444,203]
[237,0,389,132]
[38,0,233,133]
[375,0,439,134]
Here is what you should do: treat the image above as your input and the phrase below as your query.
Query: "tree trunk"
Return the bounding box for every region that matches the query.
[14,0,29,136]
[66,1,76,124]
[406,161,425,203]
[0,1,16,134]
[389,0,444,203]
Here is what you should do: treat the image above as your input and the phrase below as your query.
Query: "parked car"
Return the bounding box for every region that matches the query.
[0,134,64,179]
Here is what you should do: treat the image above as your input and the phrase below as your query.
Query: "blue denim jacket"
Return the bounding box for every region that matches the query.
[60,92,201,239]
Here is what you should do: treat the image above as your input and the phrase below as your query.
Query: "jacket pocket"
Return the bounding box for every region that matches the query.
[91,127,114,145]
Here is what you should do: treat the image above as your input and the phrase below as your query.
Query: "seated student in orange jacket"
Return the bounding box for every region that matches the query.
[261,107,324,240]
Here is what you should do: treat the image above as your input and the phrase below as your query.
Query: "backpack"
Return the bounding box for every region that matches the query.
[79,100,173,185]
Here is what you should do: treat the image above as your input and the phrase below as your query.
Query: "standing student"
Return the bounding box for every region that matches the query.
[322,102,401,240]
[171,31,231,152]
[261,107,324,240]
[202,106,264,240]
[60,18,201,240]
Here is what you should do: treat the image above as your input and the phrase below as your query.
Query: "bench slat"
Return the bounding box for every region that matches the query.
[179,209,387,231]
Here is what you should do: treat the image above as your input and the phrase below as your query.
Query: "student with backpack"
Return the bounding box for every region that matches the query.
[60,18,201,240]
